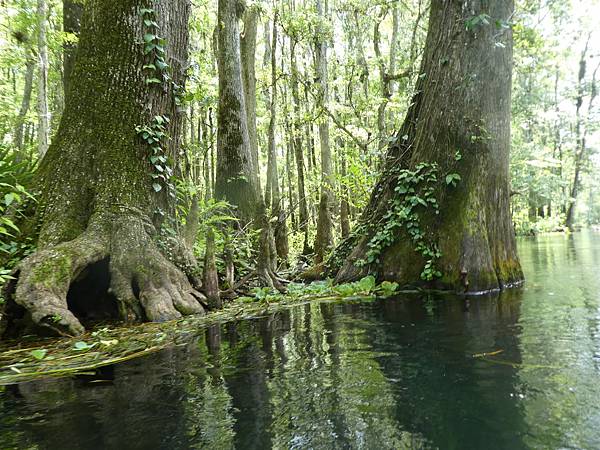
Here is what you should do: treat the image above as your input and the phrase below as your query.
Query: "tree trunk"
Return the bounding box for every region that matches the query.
[63,0,84,94]
[565,42,599,230]
[340,143,350,239]
[290,40,310,254]
[2,0,205,338]
[215,0,282,290]
[374,5,400,153]
[36,0,50,158]
[203,228,221,308]
[332,0,523,293]
[240,5,260,189]
[313,0,334,264]
[215,0,260,222]
[265,13,288,266]
[14,54,35,156]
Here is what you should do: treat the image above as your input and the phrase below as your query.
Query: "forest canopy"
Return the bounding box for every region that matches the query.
[0,0,598,336]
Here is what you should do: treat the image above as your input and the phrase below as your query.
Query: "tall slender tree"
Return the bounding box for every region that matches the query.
[36,0,50,158]
[313,0,334,264]
[215,0,282,289]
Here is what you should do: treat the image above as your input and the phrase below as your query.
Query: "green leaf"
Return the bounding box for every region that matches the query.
[4,193,15,206]
[155,59,169,71]
[378,281,399,297]
[73,341,95,351]
[30,349,47,360]
[357,275,376,293]
[1,217,19,232]
[152,183,162,192]
[445,173,462,186]
[143,33,157,43]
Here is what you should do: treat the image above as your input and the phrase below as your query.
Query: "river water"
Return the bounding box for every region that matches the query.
[1,231,600,449]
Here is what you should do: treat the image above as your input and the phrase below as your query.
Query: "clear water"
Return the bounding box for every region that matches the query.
[1,231,600,449]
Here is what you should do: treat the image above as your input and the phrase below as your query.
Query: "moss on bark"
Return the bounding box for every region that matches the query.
[333,0,523,293]
[1,0,206,338]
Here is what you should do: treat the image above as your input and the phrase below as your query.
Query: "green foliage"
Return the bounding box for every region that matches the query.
[73,341,96,351]
[242,276,394,305]
[445,173,461,187]
[377,280,399,297]
[357,162,448,281]
[465,14,491,31]
[136,115,174,197]
[30,349,47,360]
[0,147,36,288]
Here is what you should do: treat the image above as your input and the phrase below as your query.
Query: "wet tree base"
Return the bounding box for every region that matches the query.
[1,215,206,338]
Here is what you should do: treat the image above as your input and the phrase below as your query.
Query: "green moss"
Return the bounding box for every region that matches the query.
[30,252,72,288]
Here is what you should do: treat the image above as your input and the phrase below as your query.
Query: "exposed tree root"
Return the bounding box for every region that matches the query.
[2,216,206,337]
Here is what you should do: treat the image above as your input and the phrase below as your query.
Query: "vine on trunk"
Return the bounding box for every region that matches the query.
[137,7,179,199]
[352,155,462,282]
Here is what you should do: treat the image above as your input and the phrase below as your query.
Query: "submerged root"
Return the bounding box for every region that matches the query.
[3,216,206,337]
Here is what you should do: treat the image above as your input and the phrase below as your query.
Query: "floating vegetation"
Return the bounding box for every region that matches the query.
[0,278,397,385]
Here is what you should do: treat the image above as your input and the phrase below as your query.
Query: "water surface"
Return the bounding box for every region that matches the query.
[1,231,600,449]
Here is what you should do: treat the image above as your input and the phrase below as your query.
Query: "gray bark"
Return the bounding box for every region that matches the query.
[36,0,50,158]
[334,0,523,293]
[241,5,260,189]
[313,0,334,264]
[14,54,35,155]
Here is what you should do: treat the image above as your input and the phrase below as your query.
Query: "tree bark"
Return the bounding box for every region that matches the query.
[290,39,310,254]
[215,0,260,222]
[265,13,288,266]
[63,0,84,95]
[332,0,523,293]
[240,5,260,189]
[36,0,50,158]
[313,0,334,264]
[565,40,599,230]
[215,0,282,290]
[2,0,205,338]
[14,53,35,156]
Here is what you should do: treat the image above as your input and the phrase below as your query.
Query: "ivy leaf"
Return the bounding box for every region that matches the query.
[30,349,47,360]
[155,59,169,71]
[145,78,161,85]
[152,183,162,192]
[446,173,462,186]
[73,341,95,351]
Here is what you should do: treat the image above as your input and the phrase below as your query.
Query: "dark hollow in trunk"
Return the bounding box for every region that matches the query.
[66,258,120,324]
